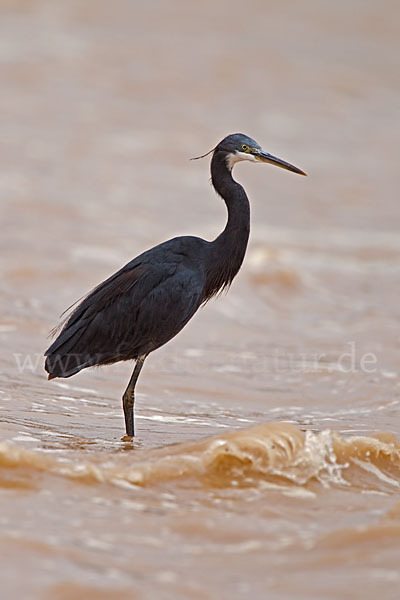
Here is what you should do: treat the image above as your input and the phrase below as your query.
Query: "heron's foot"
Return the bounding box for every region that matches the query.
[121,434,134,442]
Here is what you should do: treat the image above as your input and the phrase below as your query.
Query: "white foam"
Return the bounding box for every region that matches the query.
[54,382,98,394]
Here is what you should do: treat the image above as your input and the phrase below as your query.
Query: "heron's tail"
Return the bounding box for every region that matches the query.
[44,351,98,379]
[44,319,102,379]
[44,318,126,379]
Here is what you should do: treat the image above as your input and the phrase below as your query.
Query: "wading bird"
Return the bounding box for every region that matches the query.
[45,133,306,438]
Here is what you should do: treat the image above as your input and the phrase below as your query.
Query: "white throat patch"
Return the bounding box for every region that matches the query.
[226,150,257,171]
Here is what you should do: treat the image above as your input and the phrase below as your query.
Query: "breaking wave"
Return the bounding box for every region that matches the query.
[0,422,399,491]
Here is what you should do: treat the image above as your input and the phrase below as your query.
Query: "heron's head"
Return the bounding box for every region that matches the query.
[214,133,306,176]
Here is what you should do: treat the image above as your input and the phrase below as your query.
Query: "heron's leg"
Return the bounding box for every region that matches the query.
[122,355,146,437]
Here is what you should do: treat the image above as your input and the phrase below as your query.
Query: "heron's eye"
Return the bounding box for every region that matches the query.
[241,144,249,152]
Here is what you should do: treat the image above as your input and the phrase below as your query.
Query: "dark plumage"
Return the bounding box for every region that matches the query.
[45,133,306,437]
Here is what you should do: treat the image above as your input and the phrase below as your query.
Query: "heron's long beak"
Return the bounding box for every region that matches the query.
[255,149,307,176]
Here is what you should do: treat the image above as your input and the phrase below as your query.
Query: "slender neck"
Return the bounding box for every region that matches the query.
[204,151,250,299]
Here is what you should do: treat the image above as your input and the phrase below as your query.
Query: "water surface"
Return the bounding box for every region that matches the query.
[1,1,400,598]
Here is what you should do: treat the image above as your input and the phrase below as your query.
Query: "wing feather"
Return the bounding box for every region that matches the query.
[45,257,204,378]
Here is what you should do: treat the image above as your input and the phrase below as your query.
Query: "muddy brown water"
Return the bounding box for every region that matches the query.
[1,1,400,598]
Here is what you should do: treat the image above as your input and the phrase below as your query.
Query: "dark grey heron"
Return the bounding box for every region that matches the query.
[45,133,306,438]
